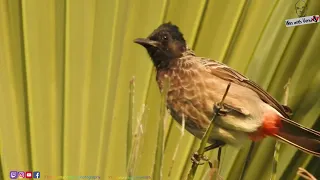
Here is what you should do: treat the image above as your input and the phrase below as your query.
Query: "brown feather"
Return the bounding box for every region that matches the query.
[275,116,320,157]
[198,57,290,118]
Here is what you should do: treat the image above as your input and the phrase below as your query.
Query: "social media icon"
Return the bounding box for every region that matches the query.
[33,171,40,179]
[18,171,25,178]
[10,171,18,179]
[25,171,32,178]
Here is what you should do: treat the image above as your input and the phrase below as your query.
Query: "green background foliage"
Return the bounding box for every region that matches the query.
[0,0,319,179]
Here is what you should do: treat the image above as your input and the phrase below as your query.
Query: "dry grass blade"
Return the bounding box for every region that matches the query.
[168,113,185,177]
[297,167,317,180]
[270,142,281,180]
[127,77,135,169]
[127,104,146,176]
[187,82,232,180]
[270,79,290,180]
[152,75,170,180]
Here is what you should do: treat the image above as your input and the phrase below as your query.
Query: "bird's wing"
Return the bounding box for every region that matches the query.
[200,58,290,118]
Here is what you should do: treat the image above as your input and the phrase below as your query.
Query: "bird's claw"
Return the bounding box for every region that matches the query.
[214,102,229,116]
[191,152,213,168]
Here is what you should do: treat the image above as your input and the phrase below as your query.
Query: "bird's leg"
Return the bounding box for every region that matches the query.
[191,151,213,168]
[191,141,225,168]
[217,147,222,168]
[205,141,225,168]
[204,141,225,152]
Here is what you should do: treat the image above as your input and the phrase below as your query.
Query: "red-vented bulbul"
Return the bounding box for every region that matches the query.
[134,22,320,156]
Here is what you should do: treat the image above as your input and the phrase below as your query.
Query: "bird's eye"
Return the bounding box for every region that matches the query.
[163,35,168,40]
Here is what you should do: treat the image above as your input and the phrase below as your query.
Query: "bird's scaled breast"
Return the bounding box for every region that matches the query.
[157,65,214,130]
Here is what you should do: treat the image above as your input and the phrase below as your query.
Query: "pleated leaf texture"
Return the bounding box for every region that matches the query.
[0,0,319,180]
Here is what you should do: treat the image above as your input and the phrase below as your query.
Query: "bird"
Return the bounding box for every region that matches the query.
[133,22,320,157]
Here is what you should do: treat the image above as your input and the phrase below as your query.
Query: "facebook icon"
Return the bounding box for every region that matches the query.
[33,171,40,178]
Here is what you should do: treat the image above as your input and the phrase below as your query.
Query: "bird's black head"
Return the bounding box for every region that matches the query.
[134,22,187,68]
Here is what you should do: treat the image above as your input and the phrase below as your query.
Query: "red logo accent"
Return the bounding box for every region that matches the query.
[25,172,32,178]
[312,16,320,22]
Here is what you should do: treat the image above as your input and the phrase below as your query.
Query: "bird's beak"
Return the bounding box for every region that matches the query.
[134,38,160,48]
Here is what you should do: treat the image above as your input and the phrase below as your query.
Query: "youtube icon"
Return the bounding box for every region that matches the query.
[25,171,32,178]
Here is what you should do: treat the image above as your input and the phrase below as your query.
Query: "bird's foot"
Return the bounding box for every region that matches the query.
[214,102,229,116]
[191,152,213,168]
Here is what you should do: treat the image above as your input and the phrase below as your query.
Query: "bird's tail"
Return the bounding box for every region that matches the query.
[273,117,320,157]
